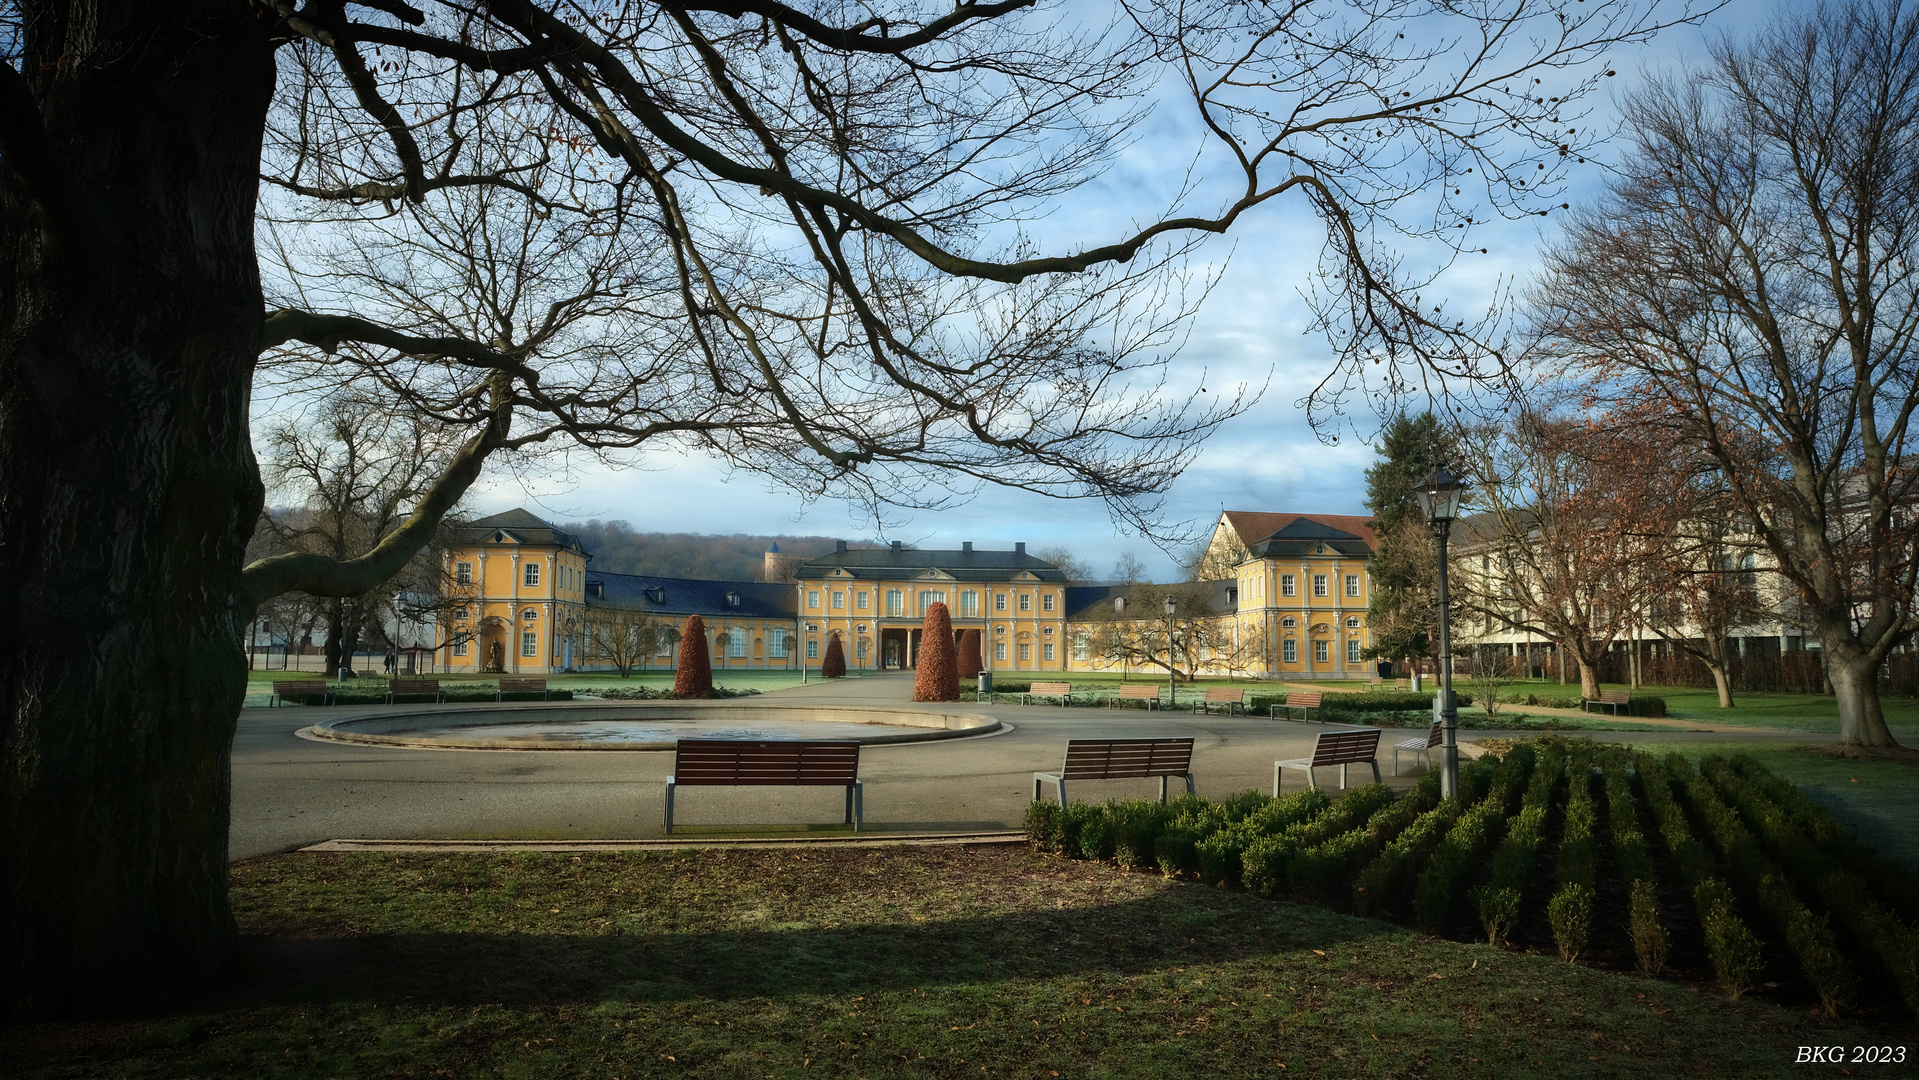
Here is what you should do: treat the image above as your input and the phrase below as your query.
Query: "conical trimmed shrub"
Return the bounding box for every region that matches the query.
[674,615,714,698]
[957,628,983,680]
[913,602,959,701]
[821,633,847,677]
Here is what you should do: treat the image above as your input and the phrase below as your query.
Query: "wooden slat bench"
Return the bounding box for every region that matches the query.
[385,678,445,704]
[1394,678,1409,691]
[1394,720,1445,775]
[269,680,333,707]
[1194,687,1249,715]
[1271,690,1323,722]
[1111,684,1164,710]
[665,739,862,835]
[1021,681,1073,706]
[1584,689,1631,715]
[1033,737,1196,807]
[497,677,551,701]
[1274,728,1383,793]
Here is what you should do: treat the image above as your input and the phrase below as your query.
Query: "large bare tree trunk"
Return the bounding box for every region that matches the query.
[0,5,274,1016]
[1709,664,1734,709]
[1828,647,1898,749]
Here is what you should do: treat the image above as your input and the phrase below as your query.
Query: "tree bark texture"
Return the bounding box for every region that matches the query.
[0,3,274,1016]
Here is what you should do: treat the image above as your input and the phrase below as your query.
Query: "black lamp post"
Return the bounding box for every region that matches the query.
[1416,460,1468,800]
[1164,596,1178,708]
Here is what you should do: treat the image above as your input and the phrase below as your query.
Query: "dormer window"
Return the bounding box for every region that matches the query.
[644,586,666,604]
[1113,597,1126,613]
[725,591,741,609]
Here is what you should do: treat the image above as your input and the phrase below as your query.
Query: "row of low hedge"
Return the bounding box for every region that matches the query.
[1523,692,1669,717]
[584,685,762,700]
[1026,737,1916,1016]
[275,688,577,705]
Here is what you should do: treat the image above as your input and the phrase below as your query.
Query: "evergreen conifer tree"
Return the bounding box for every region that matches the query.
[1363,413,1456,669]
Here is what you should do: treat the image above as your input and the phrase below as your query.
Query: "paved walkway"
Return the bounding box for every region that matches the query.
[230,674,1838,860]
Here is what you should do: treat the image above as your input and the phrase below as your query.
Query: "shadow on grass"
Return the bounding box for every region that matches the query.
[241,885,1392,1009]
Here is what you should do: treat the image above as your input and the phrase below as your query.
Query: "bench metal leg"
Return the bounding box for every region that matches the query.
[1341,763,1348,789]
[845,783,864,830]
[1184,772,1196,797]
[664,779,677,836]
[1370,761,1382,784]
[1034,773,1066,806]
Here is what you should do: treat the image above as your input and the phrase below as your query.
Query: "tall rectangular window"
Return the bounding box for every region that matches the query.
[1282,639,1298,663]
[1314,639,1329,663]
[1042,643,1055,661]
[1346,574,1360,597]
[1019,643,1031,661]
[524,563,541,588]
[768,629,787,658]
[856,591,868,610]
[886,590,904,616]
[456,561,473,585]
[1041,593,1055,612]
[1072,635,1089,661]
[729,632,747,658]
[1347,639,1362,664]
[453,640,470,657]
[994,593,1007,611]
[1018,594,1032,612]
[995,642,1007,661]
[1312,574,1328,597]
[807,639,819,659]
[807,590,821,608]
[917,589,946,615]
[521,630,538,656]
[1281,575,1296,597]
[856,639,869,660]
[960,591,978,617]
[832,591,845,609]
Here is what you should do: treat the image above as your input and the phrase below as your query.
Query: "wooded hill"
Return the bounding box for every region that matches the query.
[564,520,855,581]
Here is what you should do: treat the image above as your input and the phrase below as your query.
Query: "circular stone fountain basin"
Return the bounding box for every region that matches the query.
[301,702,1001,751]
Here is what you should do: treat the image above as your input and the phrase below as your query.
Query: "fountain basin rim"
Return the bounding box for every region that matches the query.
[301,700,1002,751]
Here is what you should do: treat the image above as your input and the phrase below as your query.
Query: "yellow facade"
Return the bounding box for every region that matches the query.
[437,512,593,674]
[795,543,1069,672]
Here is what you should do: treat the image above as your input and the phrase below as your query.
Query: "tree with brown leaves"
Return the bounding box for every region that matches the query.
[821,633,847,678]
[913,603,959,702]
[957,629,984,681]
[673,615,714,699]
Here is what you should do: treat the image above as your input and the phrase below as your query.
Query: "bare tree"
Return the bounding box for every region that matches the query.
[584,608,672,678]
[0,0,1708,1015]
[1033,545,1092,584]
[1080,580,1250,681]
[1530,0,1919,745]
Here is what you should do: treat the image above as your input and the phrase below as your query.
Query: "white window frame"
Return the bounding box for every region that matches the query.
[832,591,845,609]
[1042,643,1055,661]
[960,591,978,617]
[1018,643,1031,661]
[1346,574,1361,597]
[856,591,869,610]
[807,590,821,609]
[806,639,820,659]
[886,590,904,617]
[994,593,1007,612]
[1347,638,1362,664]
[1313,574,1328,597]
[768,629,787,658]
[1282,639,1298,663]
[855,639,869,660]
[1041,593,1055,612]
[1072,635,1089,661]
[1018,593,1032,612]
[453,639,470,657]
[995,642,1007,661]
[524,563,541,588]
[1315,639,1329,663]
[521,630,538,656]
[456,561,473,585]
[1281,575,1296,597]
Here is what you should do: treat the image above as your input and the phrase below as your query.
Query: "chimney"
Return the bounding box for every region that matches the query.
[1015,542,1026,555]
[962,541,973,552]
[890,540,903,554]
[835,539,847,553]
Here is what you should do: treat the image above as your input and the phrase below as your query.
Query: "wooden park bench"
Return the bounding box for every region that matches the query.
[1584,689,1631,715]
[1394,720,1445,776]
[1368,677,1384,689]
[1271,689,1323,722]
[385,678,445,704]
[1021,681,1073,706]
[1194,687,1249,715]
[1274,728,1383,793]
[1033,737,1196,807]
[497,676,551,701]
[1112,683,1164,710]
[1394,678,1409,691]
[269,679,333,707]
[664,739,862,835]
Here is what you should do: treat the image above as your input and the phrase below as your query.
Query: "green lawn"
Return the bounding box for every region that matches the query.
[2,847,1896,1080]
[1619,739,1919,871]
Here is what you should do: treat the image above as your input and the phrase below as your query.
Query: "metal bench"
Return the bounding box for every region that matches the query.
[1021,681,1073,706]
[1112,683,1164,710]
[1033,737,1196,807]
[385,677,445,704]
[269,680,333,707]
[665,739,862,835]
[1271,689,1323,722]
[1194,686,1249,715]
[497,676,551,701]
[1584,689,1631,715]
[1274,728,1383,793]
[1394,720,1444,775]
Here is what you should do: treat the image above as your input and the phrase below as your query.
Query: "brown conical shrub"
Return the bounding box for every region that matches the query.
[821,633,847,677]
[913,602,959,701]
[674,614,714,698]
[957,628,983,681]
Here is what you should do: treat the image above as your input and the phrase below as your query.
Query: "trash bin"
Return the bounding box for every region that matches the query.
[978,671,993,696]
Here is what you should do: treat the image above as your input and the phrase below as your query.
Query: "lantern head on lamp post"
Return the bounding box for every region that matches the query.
[1418,460,1468,799]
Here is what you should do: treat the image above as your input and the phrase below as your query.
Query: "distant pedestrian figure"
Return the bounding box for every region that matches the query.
[384,647,397,675]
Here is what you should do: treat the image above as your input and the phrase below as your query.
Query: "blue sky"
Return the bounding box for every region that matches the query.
[467,1,1772,581]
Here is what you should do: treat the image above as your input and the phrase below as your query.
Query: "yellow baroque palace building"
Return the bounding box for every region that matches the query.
[433,508,1378,680]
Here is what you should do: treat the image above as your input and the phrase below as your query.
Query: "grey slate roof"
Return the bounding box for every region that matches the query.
[1064,580,1240,620]
[584,571,796,620]
[1246,517,1372,558]
[796,544,1066,583]
[451,509,589,555]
